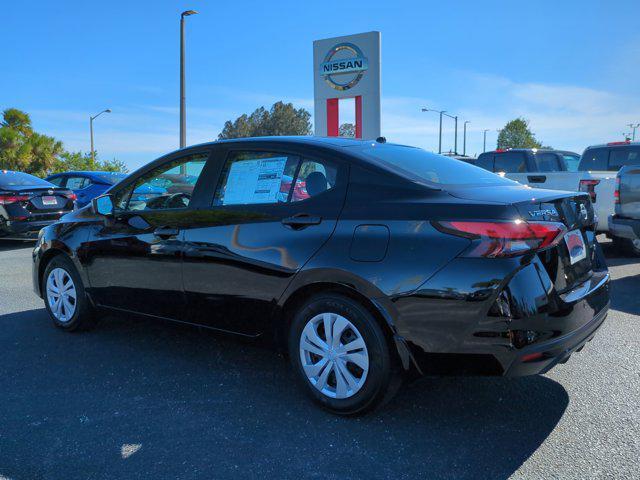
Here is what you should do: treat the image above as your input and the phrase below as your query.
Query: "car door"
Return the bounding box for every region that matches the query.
[531,152,566,190]
[83,149,213,320]
[181,145,348,336]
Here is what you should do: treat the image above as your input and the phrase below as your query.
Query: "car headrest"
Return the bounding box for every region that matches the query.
[306,171,327,197]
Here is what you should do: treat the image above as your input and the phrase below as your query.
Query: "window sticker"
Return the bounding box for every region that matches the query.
[223,157,288,205]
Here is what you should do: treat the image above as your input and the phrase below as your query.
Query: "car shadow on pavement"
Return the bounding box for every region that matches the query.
[608,273,640,315]
[600,241,639,267]
[0,309,568,480]
[0,239,35,252]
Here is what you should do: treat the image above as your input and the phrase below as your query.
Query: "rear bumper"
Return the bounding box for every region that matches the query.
[388,251,610,377]
[505,290,609,377]
[0,218,61,239]
[609,214,640,241]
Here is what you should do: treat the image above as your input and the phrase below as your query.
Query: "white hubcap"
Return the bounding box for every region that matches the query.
[46,268,77,323]
[299,312,369,399]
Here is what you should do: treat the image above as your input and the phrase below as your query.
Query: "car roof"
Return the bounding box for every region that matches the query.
[584,142,640,149]
[172,136,398,157]
[480,148,579,155]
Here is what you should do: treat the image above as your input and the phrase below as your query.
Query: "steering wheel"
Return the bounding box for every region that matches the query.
[163,192,191,209]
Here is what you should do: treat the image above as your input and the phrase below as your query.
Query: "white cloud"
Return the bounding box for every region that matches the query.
[381,74,640,156]
[27,75,640,169]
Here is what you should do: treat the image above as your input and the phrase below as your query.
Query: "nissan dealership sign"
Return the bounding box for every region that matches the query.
[320,43,369,91]
[313,32,381,139]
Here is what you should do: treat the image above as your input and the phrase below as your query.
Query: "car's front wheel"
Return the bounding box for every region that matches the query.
[43,255,96,331]
[289,293,400,415]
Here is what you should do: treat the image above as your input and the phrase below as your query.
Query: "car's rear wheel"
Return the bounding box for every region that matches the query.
[43,255,96,331]
[288,293,400,415]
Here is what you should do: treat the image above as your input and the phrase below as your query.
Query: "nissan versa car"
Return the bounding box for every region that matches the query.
[1,170,76,239]
[32,137,610,414]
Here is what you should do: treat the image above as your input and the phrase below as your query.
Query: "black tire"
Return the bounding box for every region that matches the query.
[612,236,640,257]
[288,293,401,415]
[42,255,97,332]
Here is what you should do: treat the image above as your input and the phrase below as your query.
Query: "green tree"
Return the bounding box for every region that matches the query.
[339,123,355,138]
[0,108,126,176]
[497,118,548,149]
[52,151,127,174]
[218,101,312,139]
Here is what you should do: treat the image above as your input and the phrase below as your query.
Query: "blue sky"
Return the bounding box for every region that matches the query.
[3,0,640,170]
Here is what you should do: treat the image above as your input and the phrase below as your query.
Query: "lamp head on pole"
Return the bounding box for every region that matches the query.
[182,10,198,17]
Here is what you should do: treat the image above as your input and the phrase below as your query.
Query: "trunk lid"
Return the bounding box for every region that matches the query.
[1,185,75,215]
[447,185,597,293]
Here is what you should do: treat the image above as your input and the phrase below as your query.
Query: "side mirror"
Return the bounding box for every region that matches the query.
[92,194,114,217]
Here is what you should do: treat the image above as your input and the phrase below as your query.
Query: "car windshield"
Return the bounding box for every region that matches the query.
[359,145,518,186]
[94,172,128,185]
[0,171,52,188]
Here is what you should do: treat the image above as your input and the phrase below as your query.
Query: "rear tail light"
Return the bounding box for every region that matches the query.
[614,176,621,204]
[579,179,600,203]
[433,220,567,258]
[65,193,78,201]
[0,194,30,205]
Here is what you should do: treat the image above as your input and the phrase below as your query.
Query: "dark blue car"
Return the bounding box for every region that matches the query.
[46,171,165,208]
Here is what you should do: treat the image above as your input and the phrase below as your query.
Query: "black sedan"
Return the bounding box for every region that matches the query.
[32,137,610,414]
[1,170,76,239]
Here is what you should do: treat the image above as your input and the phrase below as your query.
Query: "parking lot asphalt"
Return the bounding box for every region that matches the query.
[0,238,638,480]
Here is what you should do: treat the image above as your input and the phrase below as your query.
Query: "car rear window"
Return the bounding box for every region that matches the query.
[0,171,52,188]
[94,172,128,185]
[579,148,609,171]
[609,147,640,170]
[359,145,516,186]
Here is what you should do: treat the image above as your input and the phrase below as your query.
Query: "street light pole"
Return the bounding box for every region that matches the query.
[453,116,458,154]
[627,123,640,141]
[89,109,111,168]
[438,111,444,154]
[483,129,489,153]
[180,10,198,149]
[421,108,446,154]
[463,121,470,156]
[441,111,457,154]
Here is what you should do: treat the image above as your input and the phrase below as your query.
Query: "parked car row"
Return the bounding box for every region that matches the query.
[0,169,202,239]
[473,140,640,255]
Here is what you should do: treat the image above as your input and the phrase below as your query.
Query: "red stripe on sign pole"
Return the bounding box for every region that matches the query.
[327,98,339,137]
[355,96,363,139]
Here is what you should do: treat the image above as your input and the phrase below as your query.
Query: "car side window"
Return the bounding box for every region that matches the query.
[115,153,208,211]
[65,176,90,190]
[291,159,338,202]
[494,152,527,173]
[534,153,561,172]
[562,154,581,172]
[213,151,300,206]
[579,148,609,171]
